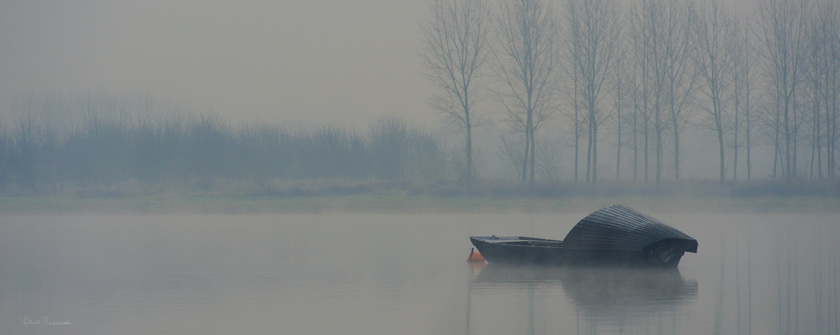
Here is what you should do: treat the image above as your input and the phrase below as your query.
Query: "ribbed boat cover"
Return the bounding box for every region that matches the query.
[561,205,697,252]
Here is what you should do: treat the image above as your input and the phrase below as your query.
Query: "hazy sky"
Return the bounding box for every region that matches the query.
[0,0,433,127]
[0,0,761,129]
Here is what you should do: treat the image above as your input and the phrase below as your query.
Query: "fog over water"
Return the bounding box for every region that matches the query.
[1,1,838,333]
[1,210,837,335]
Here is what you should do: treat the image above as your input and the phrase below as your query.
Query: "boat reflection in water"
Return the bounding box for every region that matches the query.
[465,263,698,334]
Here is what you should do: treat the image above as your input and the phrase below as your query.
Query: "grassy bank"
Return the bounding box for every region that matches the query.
[1,192,837,215]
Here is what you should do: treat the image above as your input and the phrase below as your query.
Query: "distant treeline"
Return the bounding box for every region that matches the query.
[0,94,446,195]
[2,91,840,197]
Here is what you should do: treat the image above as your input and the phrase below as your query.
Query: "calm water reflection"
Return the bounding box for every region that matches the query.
[0,211,837,334]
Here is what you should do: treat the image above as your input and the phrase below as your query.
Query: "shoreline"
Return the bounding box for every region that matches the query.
[2,193,837,215]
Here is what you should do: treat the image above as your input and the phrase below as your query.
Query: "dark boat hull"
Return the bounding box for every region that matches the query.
[468,205,697,267]
[469,236,564,264]
[470,236,686,267]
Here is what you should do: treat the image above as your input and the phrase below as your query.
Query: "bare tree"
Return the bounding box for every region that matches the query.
[735,22,759,181]
[805,0,840,180]
[564,0,621,185]
[568,48,581,182]
[614,54,627,180]
[805,4,824,179]
[823,1,840,180]
[629,52,641,181]
[662,0,697,181]
[421,0,493,187]
[647,0,669,185]
[628,6,650,182]
[758,0,810,182]
[694,0,737,185]
[629,0,667,184]
[495,0,559,187]
[732,18,745,181]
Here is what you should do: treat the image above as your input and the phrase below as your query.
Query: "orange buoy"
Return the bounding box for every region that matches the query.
[467,248,486,263]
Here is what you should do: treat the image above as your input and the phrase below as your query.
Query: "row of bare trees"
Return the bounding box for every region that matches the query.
[422,0,840,186]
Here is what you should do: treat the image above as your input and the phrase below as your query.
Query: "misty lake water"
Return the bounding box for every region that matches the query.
[1,210,838,334]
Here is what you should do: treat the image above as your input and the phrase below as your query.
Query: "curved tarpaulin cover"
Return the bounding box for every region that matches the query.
[561,205,697,252]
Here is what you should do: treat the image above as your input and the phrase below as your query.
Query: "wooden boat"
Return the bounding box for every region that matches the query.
[469,205,698,267]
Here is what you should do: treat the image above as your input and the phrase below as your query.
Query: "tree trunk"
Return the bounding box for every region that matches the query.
[718,122,725,185]
[655,106,662,186]
[592,120,598,185]
[644,105,649,183]
[774,95,781,178]
[785,97,791,182]
[529,124,536,187]
[574,67,580,183]
[795,87,801,181]
[616,82,622,180]
[746,83,752,181]
[586,118,592,183]
[465,117,473,187]
[716,97,725,185]
[521,123,530,183]
[633,93,638,181]
[734,91,739,182]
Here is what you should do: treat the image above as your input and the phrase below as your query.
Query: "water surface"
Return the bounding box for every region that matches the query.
[1,211,837,334]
